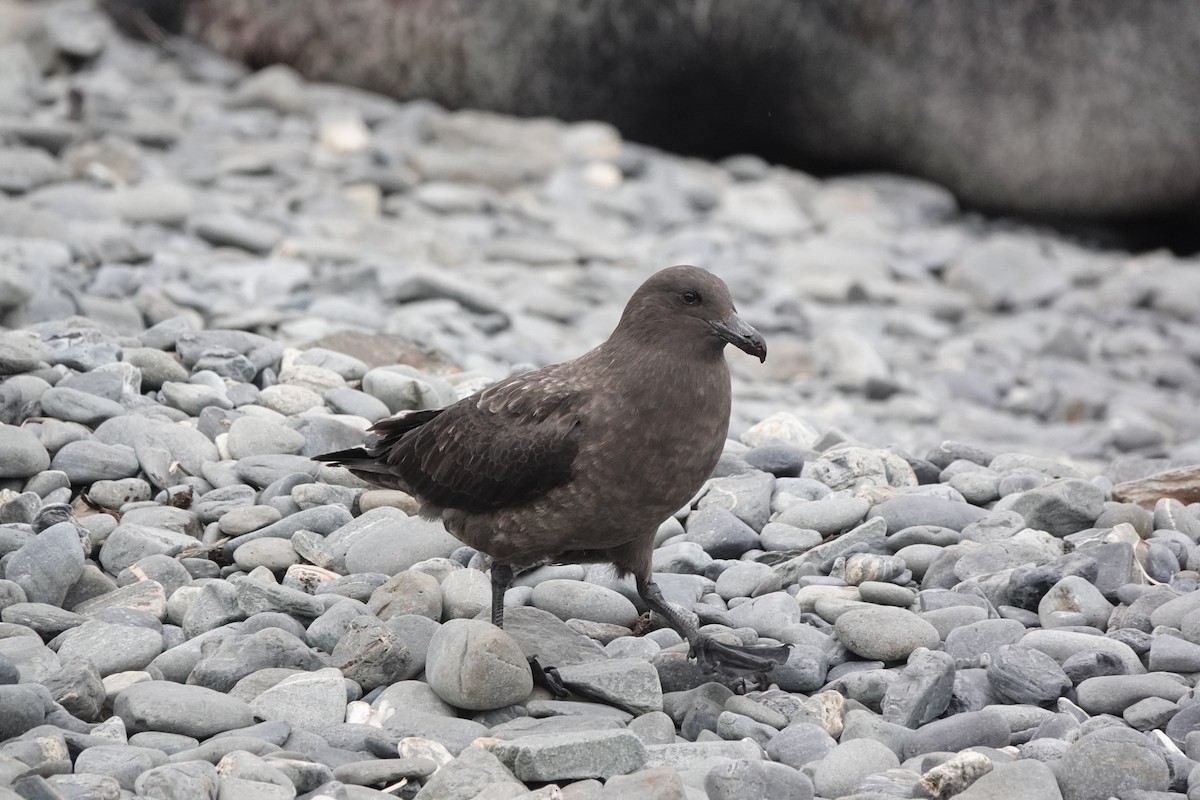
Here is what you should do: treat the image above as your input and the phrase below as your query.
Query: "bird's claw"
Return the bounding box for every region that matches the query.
[690,635,791,679]
[529,655,569,699]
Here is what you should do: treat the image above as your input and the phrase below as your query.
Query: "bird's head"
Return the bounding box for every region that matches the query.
[619,265,767,362]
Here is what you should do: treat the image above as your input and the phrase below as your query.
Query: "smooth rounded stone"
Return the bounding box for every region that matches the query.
[373,680,457,718]
[1165,701,1200,746]
[0,425,50,478]
[0,330,53,374]
[233,537,299,572]
[0,684,47,740]
[114,681,254,738]
[729,590,804,641]
[717,710,778,747]
[626,711,676,745]
[1150,591,1200,630]
[332,757,438,787]
[323,387,390,423]
[998,478,1106,537]
[2,601,83,639]
[72,745,169,792]
[408,744,521,798]
[739,444,806,478]
[1075,674,1190,716]
[685,504,762,558]
[556,658,664,716]
[1061,649,1126,684]
[233,455,321,491]
[1054,727,1169,800]
[767,723,838,770]
[775,495,870,536]
[715,562,774,601]
[901,708,1010,760]
[881,648,955,729]
[705,758,814,800]
[887,525,963,550]
[248,667,347,732]
[188,628,327,693]
[74,579,169,621]
[86,477,153,510]
[221,505,285,537]
[833,553,909,586]
[1038,575,1114,629]
[122,347,189,390]
[1021,629,1146,675]
[530,579,639,627]
[951,759,1062,800]
[368,570,443,621]
[332,616,418,689]
[306,600,373,654]
[1123,695,1179,731]
[868,495,988,534]
[92,417,218,479]
[381,709,489,759]
[50,440,139,483]
[1149,634,1200,672]
[652,541,714,574]
[56,619,163,677]
[805,738,900,799]
[3,520,84,606]
[986,644,1072,704]
[225,415,307,459]
[835,607,940,661]
[158,381,231,416]
[39,386,126,426]
[440,568,491,620]
[913,606,985,642]
[487,729,648,782]
[341,513,461,574]
[759,523,823,553]
[953,535,1063,581]
[426,619,533,711]
[192,485,257,525]
[134,759,219,796]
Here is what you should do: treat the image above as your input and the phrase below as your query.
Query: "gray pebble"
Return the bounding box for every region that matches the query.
[425,619,532,711]
[0,425,50,478]
[115,681,254,738]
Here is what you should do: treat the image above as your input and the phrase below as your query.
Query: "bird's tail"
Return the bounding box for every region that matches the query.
[311,408,444,477]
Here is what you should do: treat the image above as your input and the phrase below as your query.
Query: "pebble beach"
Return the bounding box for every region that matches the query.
[3,2,1200,799]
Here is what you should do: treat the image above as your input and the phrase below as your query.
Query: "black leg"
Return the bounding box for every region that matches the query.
[636,577,791,678]
[490,563,513,628]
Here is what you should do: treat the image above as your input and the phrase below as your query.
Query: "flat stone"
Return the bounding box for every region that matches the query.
[835,607,940,661]
[530,579,639,627]
[0,425,50,478]
[1054,727,1168,800]
[556,658,664,715]
[3,521,84,606]
[56,619,163,676]
[487,729,648,782]
[249,666,347,731]
[115,681,254,738]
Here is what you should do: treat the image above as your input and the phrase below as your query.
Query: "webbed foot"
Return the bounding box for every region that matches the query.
[529,655,569,699]
[691,635,791,678]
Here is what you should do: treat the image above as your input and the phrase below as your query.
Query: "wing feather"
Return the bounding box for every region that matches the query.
[364,373,582,512]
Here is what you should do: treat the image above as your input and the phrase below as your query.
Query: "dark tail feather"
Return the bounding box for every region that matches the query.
[312,447,371,465]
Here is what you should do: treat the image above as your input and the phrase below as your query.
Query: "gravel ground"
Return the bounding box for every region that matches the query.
[2,2,1200,800]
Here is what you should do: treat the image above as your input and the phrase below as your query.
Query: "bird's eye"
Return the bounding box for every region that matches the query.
[680,290,701,305]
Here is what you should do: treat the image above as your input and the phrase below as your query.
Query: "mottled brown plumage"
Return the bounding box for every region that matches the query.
[316,265,789,677]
